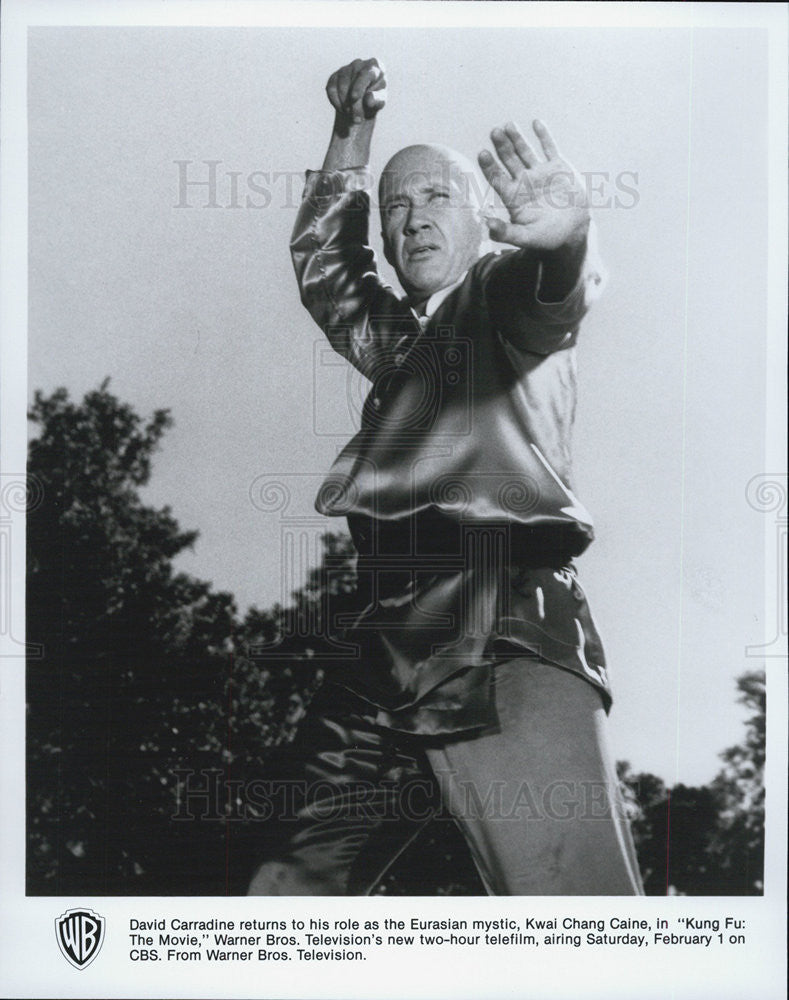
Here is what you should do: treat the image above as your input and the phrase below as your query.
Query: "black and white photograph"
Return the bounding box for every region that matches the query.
[1,2,786,998]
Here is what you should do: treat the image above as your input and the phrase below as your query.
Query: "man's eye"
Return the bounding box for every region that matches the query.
[430,191,450,201]
[386,201,406,216]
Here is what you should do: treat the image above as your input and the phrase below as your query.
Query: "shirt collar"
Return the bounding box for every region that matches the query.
[411,271,468,321]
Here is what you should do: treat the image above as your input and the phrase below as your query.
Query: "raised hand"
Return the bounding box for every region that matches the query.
[478,121,589,252]
[326,58,387,126]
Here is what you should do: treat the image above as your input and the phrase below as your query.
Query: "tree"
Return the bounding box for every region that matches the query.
[617,763,670,892]
[617,670,766,896]
[27,383,236,893]
[709,671,765,893]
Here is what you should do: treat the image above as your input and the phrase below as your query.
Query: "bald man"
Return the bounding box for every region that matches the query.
[247,58,643,895]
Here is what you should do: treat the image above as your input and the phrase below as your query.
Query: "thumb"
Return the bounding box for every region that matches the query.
[484,216,520,244]
[363,88,387,113]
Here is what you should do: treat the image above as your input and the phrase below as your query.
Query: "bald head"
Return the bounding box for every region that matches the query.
[379,144,484,214]
[378,143,486,300]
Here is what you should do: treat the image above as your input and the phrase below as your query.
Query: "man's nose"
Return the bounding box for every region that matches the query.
[403,197,433,235]
[403,210,432,236]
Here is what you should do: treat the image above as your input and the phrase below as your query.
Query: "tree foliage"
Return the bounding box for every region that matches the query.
[709,672,766,893]
[27,384,235,893]
[618,671,766,895]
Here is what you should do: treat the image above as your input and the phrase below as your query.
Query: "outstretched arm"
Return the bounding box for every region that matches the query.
[321,58,387,171]
[476,120,606,353]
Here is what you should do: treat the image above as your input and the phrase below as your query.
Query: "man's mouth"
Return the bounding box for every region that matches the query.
[408,244,440,261]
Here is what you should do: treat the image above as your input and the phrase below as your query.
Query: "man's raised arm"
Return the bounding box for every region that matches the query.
[321,58,387,171]
[290,59,405,380]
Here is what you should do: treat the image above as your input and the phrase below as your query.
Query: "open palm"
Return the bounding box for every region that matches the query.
[478,121,589,252]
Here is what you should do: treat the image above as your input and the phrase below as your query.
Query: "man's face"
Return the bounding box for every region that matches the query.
[379,145,484,301]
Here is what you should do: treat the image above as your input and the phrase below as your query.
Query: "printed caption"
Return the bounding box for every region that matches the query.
[127,913,748,962]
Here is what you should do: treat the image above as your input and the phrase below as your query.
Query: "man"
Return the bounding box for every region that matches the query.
[248,58,643,895]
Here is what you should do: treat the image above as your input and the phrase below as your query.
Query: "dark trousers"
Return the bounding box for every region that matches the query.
[248,658,644,896]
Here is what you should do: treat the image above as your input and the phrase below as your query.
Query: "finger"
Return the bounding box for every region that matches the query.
[344,59,369,122]
[504,121,539,168]
[533,119,560,160]
[483,216,521,245]
[325,71,343,114]
[484,216,546,247]
[362,62,386,114]
[347,59,378,106]
[347,59,385,123]
[363,87,387,113]
[334,63,353,109]
[490,126,524,180]
[478,149,515,202]
[366,62,387,92]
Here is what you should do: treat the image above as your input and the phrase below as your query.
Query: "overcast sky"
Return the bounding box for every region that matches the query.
[26,23,772,786]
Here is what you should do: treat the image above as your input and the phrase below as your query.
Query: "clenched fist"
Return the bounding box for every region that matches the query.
[326,58,387,125]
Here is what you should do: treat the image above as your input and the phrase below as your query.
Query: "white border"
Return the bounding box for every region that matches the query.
[2,3,786,999]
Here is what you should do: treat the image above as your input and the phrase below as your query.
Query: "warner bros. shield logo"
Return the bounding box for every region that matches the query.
[55,908,106,970]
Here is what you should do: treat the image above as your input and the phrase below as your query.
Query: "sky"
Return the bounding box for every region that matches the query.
[24,21,775,787]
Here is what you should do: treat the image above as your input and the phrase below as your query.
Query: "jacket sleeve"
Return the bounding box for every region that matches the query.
[484,221,607,355]
[290,167,412,380]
